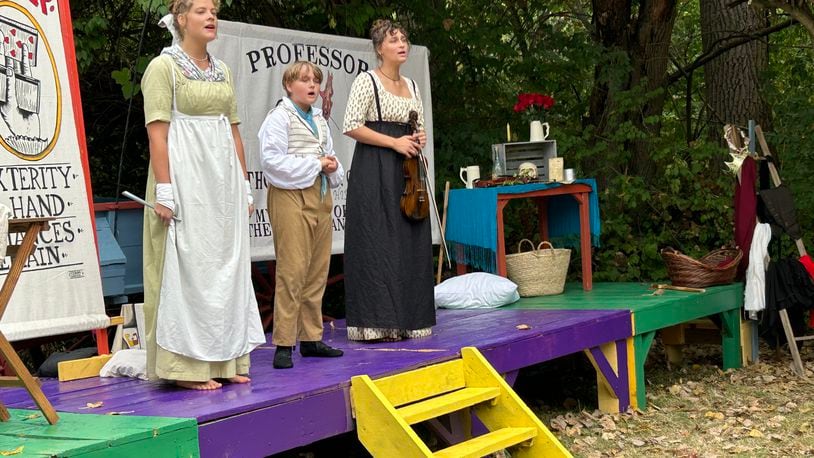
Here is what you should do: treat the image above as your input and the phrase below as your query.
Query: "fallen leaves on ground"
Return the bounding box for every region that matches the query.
[541,340,814,457]
[80,401,104,409]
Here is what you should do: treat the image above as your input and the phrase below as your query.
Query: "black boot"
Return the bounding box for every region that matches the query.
[273,346,293,369]
[300,341,343,358]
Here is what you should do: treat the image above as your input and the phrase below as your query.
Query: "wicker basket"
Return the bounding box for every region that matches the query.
[506,239,571,297]
[660,247,742,288]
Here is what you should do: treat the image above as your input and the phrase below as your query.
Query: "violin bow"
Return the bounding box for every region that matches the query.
[409,110,452,268]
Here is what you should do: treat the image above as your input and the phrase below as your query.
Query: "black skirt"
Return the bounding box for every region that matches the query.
[344,121,436,330]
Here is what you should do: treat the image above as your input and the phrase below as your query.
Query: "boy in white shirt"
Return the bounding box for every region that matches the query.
[258,61,344,369]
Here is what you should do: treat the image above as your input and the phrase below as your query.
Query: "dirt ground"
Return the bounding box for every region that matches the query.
[534,339,814,457]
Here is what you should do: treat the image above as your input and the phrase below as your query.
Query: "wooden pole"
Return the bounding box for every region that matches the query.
[436,181,451,285]
[650,284,705,293]
[755,124,807,377]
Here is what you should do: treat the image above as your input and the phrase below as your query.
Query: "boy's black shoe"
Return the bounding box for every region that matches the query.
[273,346,293,369]
[300,341,343,357]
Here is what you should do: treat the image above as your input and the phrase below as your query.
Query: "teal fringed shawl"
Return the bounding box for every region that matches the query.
[445,179,601,272]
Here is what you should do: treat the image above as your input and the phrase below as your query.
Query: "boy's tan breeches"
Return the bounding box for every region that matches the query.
[268,178,333,347]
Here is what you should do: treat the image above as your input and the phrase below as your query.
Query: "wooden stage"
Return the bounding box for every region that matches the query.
[0,408,198,456]
[0,283,743,457]
[506,282,744,409]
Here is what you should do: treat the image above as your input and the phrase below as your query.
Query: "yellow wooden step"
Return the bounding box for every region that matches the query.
[397,387,500,425]
[374,359,466,407]
[434,427,537,458]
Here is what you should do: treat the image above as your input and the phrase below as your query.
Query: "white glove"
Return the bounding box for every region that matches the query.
[245,180,254,206]
[155,183,175,213]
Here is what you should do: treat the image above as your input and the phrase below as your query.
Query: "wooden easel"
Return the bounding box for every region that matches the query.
[436,181,451,285]
[754,125,809,377]
[0,217,59,424]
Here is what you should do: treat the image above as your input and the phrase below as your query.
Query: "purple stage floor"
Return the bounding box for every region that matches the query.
[1,308,630,457]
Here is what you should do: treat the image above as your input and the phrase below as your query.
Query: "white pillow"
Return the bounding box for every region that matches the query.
[435,273,520,309]
[100,349,148,380]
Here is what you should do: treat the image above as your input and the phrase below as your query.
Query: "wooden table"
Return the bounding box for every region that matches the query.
[454,182,594,291]
[497,183,593,290]
[1,217,59,424]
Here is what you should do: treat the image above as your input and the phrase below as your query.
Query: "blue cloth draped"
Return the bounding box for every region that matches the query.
[445,178,601,272]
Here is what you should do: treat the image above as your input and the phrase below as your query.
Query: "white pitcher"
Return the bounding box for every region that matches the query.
[529,121,550,142]
[459,165,480,189]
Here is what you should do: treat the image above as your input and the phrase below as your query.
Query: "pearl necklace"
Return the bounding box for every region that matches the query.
[185,50,210,62]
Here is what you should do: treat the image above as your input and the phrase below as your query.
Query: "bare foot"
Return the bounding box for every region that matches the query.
[225,374,251,384]
[176,379,222,390]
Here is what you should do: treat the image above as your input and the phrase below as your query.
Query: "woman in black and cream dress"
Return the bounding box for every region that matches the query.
[342,19,434,341]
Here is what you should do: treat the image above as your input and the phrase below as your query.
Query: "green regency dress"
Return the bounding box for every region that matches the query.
[141,54,264,382]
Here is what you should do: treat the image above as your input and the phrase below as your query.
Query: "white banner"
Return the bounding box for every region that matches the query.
[0,0,107,341]
[210,21,436,261]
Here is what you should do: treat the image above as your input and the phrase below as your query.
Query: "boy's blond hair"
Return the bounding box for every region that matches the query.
[282,61,323,96]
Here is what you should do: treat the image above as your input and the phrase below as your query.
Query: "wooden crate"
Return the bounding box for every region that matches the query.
[493,140,557,181]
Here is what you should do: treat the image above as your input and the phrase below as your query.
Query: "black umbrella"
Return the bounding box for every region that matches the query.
[758,184,802,240]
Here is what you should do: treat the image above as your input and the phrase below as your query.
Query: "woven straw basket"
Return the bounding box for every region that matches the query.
[506,239,571,297]
[660,247,742,288]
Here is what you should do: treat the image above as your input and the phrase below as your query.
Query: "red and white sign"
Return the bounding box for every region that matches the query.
[0,0,107,341]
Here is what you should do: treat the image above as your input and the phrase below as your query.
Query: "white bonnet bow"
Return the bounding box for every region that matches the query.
[158,13,181,45]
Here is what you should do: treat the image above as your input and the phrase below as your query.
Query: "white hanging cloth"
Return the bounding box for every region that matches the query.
[744,223,772,318]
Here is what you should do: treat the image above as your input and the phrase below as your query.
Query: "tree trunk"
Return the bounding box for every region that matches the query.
[629,0,678,179]
[586,0,631,133]
[587,0,677,181]
[701,0,770,136]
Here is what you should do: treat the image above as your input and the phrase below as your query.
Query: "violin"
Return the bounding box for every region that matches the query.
[400,110,430,221]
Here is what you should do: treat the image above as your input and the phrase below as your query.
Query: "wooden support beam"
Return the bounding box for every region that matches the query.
[0,376,42,388]
[0,336,58,424]
[58,355,113,382]
[0,218,59,424]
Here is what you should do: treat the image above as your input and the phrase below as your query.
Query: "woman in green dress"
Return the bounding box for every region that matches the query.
[141,0,264,390]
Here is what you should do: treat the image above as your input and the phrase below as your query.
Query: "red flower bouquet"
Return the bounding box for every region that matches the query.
[513,93,555,123]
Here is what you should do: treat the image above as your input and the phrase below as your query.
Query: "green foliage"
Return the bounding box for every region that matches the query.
[763,25,814,235]
[592,141,733,282]
[73,15,109,72]
[135,0,168,14]
[111,68,138,99]
[70,0,813,284]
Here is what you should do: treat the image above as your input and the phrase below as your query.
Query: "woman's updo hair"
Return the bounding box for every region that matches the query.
[370,19,409,61]
[169,0,220,39]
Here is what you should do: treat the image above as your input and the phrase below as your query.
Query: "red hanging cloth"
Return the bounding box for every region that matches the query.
[734,157,758,279]
[800,254,814,327]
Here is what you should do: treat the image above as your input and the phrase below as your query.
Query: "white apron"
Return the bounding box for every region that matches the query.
[156,71,265,361]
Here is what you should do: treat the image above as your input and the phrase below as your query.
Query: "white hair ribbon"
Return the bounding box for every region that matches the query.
[158,13,181,45]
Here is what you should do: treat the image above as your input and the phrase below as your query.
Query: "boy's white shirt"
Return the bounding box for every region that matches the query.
[257,97,344,190]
